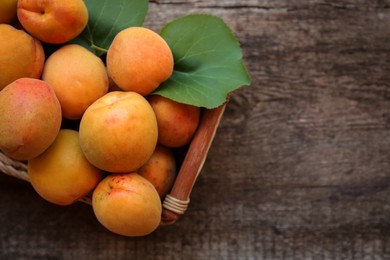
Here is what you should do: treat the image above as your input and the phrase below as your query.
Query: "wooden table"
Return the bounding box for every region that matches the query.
[1,1,390,259]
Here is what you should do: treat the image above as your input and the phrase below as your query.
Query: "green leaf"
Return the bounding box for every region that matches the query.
[72,0,148,56]
[155,14,251,108]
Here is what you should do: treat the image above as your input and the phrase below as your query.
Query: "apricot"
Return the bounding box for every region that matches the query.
[0,0,17,24]
[17,0,88,44]
[138,144,177,199]
[0,78,61,161]
[42,44,109,120]
[28,130,103,205]
[106,27,174,96]
[92,173,162,236]
[0,24,45,91]
[79,91,158,173]
[148,95,201,147]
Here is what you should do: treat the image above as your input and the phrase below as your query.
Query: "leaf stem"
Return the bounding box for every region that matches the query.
[91,44,108,53]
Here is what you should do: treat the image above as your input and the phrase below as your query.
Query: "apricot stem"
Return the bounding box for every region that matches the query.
[91,44,108,53]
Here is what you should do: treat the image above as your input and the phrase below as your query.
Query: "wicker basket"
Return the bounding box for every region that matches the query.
[0,104,226,226]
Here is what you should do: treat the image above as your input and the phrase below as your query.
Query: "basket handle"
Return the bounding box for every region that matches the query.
[160,103,226,225]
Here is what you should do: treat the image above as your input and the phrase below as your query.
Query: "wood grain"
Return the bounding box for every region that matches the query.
[1,1,390,259]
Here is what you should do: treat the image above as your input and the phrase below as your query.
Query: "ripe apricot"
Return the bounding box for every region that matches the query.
[17,0,88,44]
[42,44,109,120]
[0,24,45,91]
[28,129,103,205]
[106,27,174,96]
[79,91,158,173]
[148,95,201,147]
[0,78,61,160]
[92,173,162,237]
[138,144,177,199]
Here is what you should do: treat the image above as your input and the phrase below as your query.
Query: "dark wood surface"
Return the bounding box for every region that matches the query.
[1,1,390,259]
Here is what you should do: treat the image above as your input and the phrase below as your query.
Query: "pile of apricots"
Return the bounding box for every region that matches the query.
[0,0,201,236]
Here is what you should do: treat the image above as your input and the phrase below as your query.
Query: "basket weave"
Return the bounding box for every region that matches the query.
[0,104,226,226]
